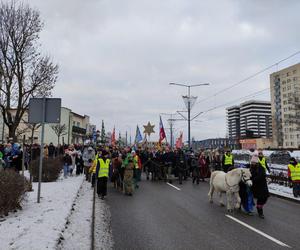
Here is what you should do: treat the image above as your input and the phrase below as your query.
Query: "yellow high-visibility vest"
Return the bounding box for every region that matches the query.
[288,164,300,181]
[224,154,233,165]
[134,155,139,169]
[258,157,267,173]
[98,158,110,178]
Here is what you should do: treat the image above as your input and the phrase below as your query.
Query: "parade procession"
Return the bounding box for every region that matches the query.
[1,0,300,250]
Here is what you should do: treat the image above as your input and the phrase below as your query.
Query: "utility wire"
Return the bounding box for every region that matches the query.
[195,50,300,105]
[174,88,269,125]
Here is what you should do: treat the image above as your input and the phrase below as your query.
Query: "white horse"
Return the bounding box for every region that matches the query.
[208,168,252,212]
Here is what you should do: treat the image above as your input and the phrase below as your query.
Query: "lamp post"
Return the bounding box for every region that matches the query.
[169,82,209,149]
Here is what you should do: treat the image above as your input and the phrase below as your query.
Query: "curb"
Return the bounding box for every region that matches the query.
[56,178,85,249]
[269,192,300,204]
[91,181,96,250]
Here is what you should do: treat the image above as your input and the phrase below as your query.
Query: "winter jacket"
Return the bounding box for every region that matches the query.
[83,149,95,167]
[63,154,72,166]
[250,164,269,202]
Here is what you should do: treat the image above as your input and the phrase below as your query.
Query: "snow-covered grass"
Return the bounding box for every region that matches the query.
[268,183,300,202]
[57,180,93,250]
[0,174,84,250]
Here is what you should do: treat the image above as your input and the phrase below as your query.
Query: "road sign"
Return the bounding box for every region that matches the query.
[28,98,61,124]
[28,98,61,203]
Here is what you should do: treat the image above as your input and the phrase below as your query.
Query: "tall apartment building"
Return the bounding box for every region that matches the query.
[227,100,272,139]
[270,63,300,148]
[227,106,240,139]
[240,100,272,138]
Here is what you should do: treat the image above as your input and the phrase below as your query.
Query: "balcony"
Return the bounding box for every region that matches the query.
[72,126,86,135]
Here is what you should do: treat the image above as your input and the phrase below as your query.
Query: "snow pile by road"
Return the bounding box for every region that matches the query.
[57,180,93,250]
[268,183,300,202]
[94,197,114,250]
[0,175,84,250]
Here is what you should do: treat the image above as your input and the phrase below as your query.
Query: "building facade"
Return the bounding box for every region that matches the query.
[239,100,272,138]
[270,63,300,148]
[0,107,94,145]
[227,106,240,139]
[227,100,272,140]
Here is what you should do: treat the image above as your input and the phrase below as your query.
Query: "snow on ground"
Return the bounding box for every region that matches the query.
[94,197,114,250]
[268,183,300,202]
[57,180,93,250]
[0,175,84,250]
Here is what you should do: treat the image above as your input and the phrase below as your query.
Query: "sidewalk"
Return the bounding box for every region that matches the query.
[0,175,84,250]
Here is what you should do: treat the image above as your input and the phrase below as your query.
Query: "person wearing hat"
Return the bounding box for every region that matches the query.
[288,157,300,198]
[258,150,270,174]
[250,155,269,219]
[95,150,111,199]
[222,149,234,173]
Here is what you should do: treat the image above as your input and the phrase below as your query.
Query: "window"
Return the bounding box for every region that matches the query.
[287,72,290,76]
[77,122,80,127]
[73,121,75,125]
[287,78,291,83]
[293,70,297,74]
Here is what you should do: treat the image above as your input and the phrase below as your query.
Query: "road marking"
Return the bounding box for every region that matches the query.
[225,215,291,248]
[166,182,181,191]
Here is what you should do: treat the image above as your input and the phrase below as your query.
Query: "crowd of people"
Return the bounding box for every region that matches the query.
[66,144,271,219]
[2,139,300,219]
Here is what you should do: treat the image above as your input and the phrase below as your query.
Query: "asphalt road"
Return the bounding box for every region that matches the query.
[104,175,300,250]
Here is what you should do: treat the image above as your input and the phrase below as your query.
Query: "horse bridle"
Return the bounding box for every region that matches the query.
[241,170,251,183]
[225,169,251,188]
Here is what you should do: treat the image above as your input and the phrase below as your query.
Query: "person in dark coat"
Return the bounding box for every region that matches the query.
[250,155,269,219]
[48,143,56,158]
[175,149,187,185]
[75,152,84,175]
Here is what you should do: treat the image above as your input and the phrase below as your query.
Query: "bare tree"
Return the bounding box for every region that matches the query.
[0,1,58,140]
[51,124,67,145]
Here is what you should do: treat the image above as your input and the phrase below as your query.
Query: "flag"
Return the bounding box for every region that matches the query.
[159,116,166,144]
[135,125,143,143]
[111,127,116,146]
[175,132,183,149]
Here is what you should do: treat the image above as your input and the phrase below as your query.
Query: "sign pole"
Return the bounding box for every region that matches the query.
[37,97,46,203]
[22,135,25,177]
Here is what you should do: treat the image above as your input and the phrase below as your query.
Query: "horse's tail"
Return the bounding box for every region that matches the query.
[208,171,218,201]
[210,171,218,186]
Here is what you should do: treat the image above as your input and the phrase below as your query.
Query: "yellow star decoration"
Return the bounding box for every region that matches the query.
[143,122,155,137]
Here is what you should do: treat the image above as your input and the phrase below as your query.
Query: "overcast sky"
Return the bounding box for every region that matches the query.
[22,0,300,142]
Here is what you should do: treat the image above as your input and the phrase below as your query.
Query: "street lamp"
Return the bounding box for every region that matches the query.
[169,82,209,149]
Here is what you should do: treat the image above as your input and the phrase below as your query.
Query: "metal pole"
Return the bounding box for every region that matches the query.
[125,131,128,146]
[170,120,173,148]
[22,135,25,177]
[37,97,46,203]
[188,86,191,149]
